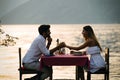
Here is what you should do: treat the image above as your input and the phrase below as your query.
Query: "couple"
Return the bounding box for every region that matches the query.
[22,24,106,80]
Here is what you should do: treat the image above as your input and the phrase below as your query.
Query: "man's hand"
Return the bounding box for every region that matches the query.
[47,36,52,45]
[47,36,52,49]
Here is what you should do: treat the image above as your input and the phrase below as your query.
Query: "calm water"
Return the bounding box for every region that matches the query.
[0,24,120,80]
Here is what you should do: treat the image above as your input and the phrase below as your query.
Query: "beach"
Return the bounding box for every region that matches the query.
[0,24,120,80]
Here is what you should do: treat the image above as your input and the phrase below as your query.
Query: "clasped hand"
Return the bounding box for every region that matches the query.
[58,42,66,48]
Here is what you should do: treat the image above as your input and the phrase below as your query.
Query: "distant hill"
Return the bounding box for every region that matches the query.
[0,0,120,24]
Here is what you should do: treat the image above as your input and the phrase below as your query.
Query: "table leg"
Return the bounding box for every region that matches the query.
[76,66,85,80]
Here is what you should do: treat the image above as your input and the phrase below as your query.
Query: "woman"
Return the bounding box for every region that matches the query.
[65,25,106,73]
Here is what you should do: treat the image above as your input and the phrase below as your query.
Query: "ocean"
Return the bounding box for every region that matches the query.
[0,24,120,80]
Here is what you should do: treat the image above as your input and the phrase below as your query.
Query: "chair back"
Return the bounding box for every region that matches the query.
[104,48,109,71]
[19,47,22,69]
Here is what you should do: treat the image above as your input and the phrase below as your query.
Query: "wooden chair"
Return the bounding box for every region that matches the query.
[18,47,40,80]
[87,48,109,80]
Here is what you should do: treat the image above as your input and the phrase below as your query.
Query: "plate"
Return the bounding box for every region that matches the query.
[70,51,83,56]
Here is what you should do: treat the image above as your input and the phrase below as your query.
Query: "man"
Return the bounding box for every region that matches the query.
[22,24,65,80]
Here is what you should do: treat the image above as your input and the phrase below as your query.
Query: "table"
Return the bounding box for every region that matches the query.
[40,54,89,80]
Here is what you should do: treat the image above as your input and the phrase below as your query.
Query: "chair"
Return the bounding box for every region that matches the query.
[87,48,109,80]
[18,47,40,80]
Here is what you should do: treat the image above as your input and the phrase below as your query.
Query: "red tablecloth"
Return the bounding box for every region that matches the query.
[40,54,89,69]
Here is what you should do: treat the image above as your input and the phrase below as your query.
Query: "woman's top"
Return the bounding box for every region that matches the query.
[86,46,106,73]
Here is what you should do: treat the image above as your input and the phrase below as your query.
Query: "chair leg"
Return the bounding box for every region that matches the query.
[87,72,91,80]
[49,67,53,80]
[20,73,22,80]
[107,73,109,80]
[104,74,106,80]
[49,74,52,80]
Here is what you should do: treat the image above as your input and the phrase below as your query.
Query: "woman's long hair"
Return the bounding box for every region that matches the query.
[83,25,102,51]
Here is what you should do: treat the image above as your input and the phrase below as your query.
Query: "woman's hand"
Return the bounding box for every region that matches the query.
[58,42,66,48]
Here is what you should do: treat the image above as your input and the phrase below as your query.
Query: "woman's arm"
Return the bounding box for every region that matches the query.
[66,39,92,50]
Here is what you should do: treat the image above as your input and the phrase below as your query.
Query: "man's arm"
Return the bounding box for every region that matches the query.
[50,42,65,55]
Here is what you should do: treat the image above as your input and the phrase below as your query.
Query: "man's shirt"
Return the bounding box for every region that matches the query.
[22,35,50,63]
